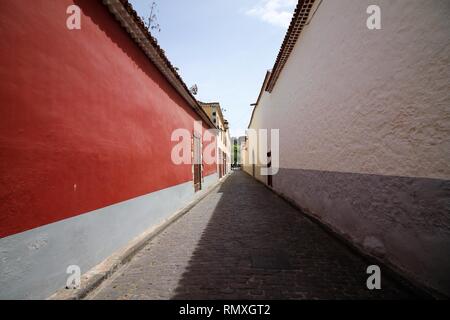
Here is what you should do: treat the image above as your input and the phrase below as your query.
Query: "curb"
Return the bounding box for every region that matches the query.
[49,174,230,300]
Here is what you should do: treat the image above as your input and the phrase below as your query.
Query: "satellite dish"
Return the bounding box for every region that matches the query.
[189,84,198,95]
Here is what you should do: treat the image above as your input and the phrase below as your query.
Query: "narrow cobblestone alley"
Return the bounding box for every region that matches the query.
[88,171,419,300]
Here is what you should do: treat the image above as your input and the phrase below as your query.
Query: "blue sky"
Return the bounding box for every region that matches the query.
[129,0,296,137]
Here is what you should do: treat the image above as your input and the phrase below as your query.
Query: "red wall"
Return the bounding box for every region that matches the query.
[0,0,216,238]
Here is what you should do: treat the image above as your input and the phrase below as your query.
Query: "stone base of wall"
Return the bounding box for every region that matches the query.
[272,168,450,297]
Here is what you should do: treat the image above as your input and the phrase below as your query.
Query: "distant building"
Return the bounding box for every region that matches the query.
[231,136,247,166]
[199,102,232,177]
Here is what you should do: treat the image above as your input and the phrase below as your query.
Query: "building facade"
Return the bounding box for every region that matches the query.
[199,102,232,177]
[243,0,450,296]
[0,0,222,299]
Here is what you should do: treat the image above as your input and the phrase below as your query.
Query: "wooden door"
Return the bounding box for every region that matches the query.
[267,151,273,187]
[218,151,223,178]
[193,135,202,192]
[223,152,226,176]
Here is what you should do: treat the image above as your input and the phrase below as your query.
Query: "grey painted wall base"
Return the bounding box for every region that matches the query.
[0,173,218,300]
[204,172,219,189]
[271,168,450,297]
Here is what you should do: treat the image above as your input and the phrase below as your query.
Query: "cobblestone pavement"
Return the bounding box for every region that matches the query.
[89,171,419,300]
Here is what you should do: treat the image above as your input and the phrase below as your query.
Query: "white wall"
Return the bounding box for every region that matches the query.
[247,0,450,296]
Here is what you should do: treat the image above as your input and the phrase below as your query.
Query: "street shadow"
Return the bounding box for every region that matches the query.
[171,171,420,299]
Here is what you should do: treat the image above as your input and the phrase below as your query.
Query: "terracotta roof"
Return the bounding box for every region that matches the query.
[265,0,317,93]
[102,0,216,129]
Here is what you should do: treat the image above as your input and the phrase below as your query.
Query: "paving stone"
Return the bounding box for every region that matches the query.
[89,171,419,300]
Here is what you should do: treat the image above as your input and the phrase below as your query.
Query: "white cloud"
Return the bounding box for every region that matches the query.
[245,0,297,28]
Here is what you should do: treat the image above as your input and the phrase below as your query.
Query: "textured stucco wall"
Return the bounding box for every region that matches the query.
[0,0,217,238]
[247,0,450,295]
[0,0,219,299]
